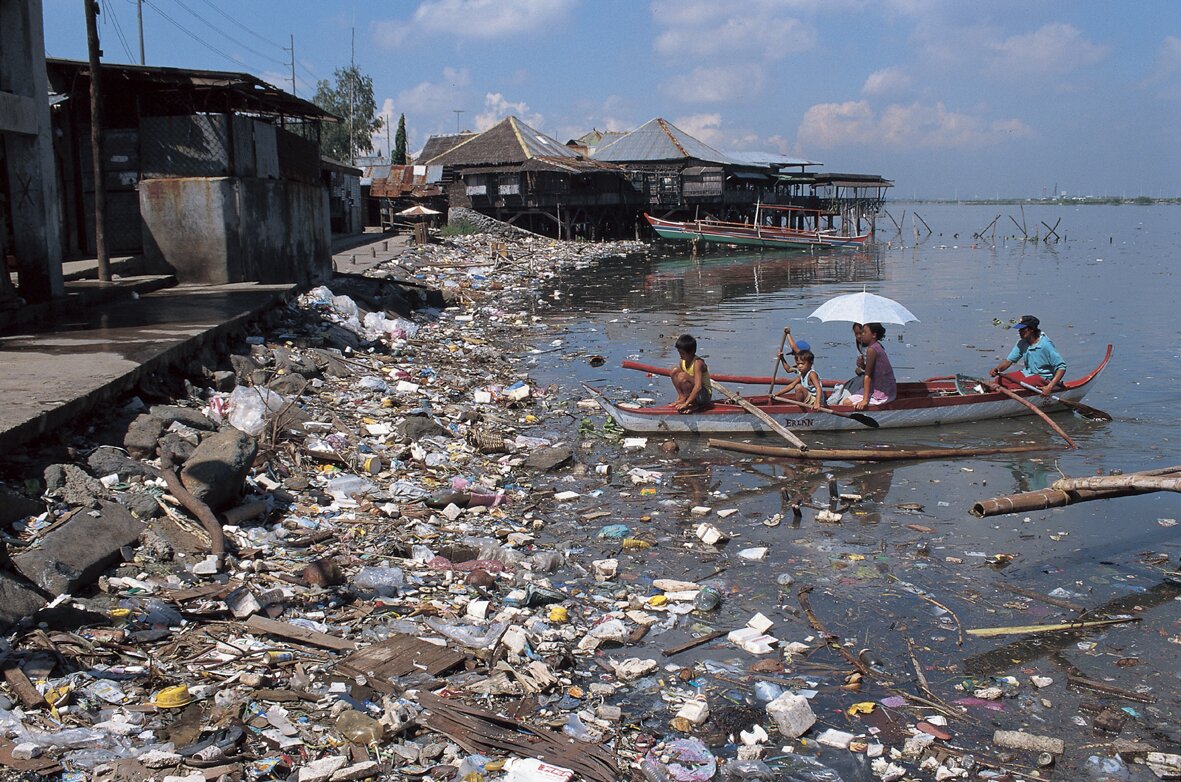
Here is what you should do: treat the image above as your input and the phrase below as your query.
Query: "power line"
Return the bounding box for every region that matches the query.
[198,0,287,52]
[170,0,288,68]
[141,0,256,72]
[103,0,137,62]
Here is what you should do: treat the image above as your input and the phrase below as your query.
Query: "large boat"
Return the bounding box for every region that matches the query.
[645,204,870,250]
[591,347,1112,434]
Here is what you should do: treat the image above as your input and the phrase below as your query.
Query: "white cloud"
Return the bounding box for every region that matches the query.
[393,68,471,117]
[670,113,724,146]
[798,100,1032,151]
[862,66,912,97]
[1142,35,1181,96]
[474,92,544,131]
[664,65,767,103]
[651,0,816,104]
[375,0,576,47]
[988,22,1108,78]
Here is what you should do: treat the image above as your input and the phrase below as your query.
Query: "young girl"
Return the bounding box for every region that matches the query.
[847,322,897,410]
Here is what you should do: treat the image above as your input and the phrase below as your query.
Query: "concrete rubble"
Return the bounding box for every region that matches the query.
[0,224,1176,782]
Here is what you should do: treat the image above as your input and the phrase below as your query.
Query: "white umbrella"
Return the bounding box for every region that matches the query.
[808,292,919,325]
[397,205,441,217]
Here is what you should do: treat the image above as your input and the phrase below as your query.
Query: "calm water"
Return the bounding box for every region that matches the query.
[525,204,1180,775]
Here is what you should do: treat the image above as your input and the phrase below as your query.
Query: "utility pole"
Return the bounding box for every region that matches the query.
[453,109,464,133]
[349,27,355,164]
[285,34,296,96]
[136,0,144,64]
[386,121,391,163]
[85,0,111,282]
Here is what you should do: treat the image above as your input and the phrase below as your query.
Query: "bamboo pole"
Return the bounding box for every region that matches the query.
[1052,474,1181,492]
[972,466,1181,517]
[973,377,1076,448]
[708,438,1055,462]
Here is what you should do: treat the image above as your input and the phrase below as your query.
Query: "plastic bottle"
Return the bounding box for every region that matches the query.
[335,709,384,744]
[693,587,722,612]
[353,566,404,597]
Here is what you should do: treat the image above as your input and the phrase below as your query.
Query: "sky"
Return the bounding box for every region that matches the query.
[41,0,1181,199]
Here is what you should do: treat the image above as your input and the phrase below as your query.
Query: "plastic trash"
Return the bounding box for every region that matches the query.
[424,619,509,649]
[753,680,785,703]
[227,386,287,436]
[562,712,602,743]
[335,709,384,744]
[721,759,775,781]
[353,566,404,597]
[693,587,722,612]
[640,738,717,782]
[326,473,375,498]
[1083,754,1130,781]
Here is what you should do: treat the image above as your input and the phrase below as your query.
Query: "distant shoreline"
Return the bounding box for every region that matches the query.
[891,196,1179,206]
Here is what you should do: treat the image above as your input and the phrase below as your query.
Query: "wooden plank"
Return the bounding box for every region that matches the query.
[661,629,727,657]
[336,634,467,690]
[244,615,356,651]
[1,663,46,709]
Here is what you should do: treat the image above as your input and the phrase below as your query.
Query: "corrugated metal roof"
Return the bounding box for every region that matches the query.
[725,150,819,168]
[591,118,736,164]
[424,117,576,167]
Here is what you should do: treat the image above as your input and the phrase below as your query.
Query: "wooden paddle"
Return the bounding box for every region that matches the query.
[961,375,1076,449]
[712,380,808,451]
[767,328,792,395]
[1011,379,1112,421]
[819,406,880,429]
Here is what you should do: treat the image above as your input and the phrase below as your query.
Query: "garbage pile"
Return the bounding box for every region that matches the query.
[0,227,1177,782]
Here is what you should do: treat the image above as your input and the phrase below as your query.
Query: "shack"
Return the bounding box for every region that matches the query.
[46,59,337,285]
[422,117,639,240]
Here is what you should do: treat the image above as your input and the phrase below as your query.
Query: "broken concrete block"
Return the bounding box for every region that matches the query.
[523,445,572,471]
[766,691,816,738]
[179,427,257,511]
[297,755,348,782]
[12,501,144,595]
[330,761,381,782]
[124,412,166,459]
[992,729,1065,755]
[0,571,48,630]
[149,405,215,431]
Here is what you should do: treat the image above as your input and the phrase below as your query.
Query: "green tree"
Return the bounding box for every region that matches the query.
[394,114,408,165]
[312,65,382,163]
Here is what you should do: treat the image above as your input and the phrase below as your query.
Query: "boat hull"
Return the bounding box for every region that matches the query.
[593,347,1112,434]
[646,214,868,250]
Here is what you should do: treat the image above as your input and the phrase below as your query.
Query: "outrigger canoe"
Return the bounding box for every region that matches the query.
[592,346,1112,434]
[646,211,869,251]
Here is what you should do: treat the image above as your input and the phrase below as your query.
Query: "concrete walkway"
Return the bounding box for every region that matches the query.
[0,283,296,451]
[0,231,416,452]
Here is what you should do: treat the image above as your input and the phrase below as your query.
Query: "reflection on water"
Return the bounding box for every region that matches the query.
[526,204,1181,772]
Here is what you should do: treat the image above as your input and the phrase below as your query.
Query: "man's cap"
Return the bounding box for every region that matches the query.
[792,340,811,353]
[1016,315,1039,331]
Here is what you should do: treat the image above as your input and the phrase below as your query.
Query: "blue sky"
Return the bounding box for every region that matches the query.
[42,0,1181,199]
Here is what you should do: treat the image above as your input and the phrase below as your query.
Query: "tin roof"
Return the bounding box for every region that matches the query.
[46,58,334,121]
[424,117,577,166]
[591,118,736,165]
[725,150,819,168]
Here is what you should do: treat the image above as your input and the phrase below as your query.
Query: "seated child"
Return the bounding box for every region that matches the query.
[671,334,711,413]
[772,349,822,410]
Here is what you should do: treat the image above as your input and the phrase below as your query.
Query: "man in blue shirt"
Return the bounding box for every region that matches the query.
[989,315,1067,394]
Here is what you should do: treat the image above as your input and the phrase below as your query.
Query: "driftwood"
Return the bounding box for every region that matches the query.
[709,438,1055,462]
[797,586,871,677]
[972,465,1181,517]
[156,449,226,565]
[966,616,1137,638]
[1052,474,1181,492]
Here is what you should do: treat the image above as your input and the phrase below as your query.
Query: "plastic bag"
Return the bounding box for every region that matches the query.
[353,566,404,597]
[227,386,287,436]
[424,619,508,649]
